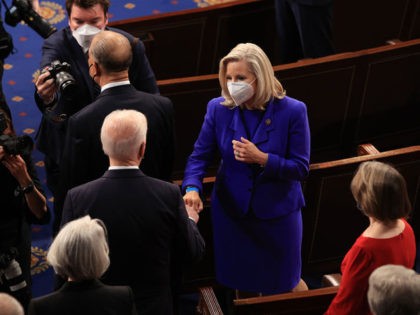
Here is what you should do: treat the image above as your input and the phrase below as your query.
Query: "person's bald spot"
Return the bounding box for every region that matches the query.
[90,30,132,73]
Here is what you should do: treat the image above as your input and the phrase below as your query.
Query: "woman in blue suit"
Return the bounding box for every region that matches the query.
[183,43,311,295]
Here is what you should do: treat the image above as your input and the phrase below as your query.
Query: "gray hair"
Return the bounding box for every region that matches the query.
[368,264,420,315]
[101,109,148,160]
[0,293,24,315]
[47,216,110,281]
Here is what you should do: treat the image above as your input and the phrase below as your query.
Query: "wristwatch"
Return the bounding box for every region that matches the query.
[14,182,34,197]
[21,182,34,194]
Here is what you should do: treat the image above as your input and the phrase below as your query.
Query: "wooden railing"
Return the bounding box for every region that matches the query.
[159,39,420,180]
[182,145,420,292]
[110,0,420,80]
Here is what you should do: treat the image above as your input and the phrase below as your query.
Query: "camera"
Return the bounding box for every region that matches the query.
[42,60,78,99]
[0,134,33,155]
[0,112,33,155]
[5,0,57,39]
[0,248,27,293]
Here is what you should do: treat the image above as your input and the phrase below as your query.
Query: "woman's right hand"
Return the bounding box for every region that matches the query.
[183,191,204,213]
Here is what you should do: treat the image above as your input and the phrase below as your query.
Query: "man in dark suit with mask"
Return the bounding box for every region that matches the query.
[34,0,158,216]
[55,30,174,234]
[61,108,204,315]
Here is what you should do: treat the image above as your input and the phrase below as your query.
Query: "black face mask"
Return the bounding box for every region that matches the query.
[89,63,96,80]
[89,63,100,92]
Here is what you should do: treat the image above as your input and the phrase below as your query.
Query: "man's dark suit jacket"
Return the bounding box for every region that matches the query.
[28,279,137,315]
[56,84,175,229]
[61,169,205,315]
[35,27,158,167]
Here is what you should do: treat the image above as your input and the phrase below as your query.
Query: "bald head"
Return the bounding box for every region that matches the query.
[0,293,24,315]
[90,30,132,73]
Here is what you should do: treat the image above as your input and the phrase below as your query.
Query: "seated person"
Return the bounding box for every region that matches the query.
[28,216,137,315]
[325,161,416,315]
[368,264,420,315]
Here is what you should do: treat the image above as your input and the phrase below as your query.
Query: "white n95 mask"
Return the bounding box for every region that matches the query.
[227,80,255,106]
[72,24,102,53]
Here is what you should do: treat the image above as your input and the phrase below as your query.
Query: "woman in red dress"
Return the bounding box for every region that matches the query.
[325,161,416,315]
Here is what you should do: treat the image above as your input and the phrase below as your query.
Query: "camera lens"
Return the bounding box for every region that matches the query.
[55,71,77,99]
[4,259,27,292]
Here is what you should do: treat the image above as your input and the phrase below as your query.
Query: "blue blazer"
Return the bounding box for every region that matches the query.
[183,96,310,219]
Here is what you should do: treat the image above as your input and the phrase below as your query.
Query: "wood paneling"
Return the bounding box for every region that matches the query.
[302,146,420,274]
[159,39,420,180]
[110,0,420,79]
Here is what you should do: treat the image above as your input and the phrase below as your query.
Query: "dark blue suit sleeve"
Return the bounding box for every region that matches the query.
[175,189,205,263]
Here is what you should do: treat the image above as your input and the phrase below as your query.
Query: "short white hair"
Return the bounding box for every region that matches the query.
[47,216,110,281]
[0,293,24,315]
[368,264,420,315]
[101,109,148,160]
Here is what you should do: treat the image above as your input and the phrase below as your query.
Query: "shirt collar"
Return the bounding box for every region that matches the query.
[101,80,130,92]
[108,166,139,170]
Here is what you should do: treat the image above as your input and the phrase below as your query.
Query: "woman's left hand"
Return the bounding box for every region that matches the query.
[232,137,268,166]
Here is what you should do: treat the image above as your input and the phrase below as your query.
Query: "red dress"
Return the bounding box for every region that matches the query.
[325,220,416,315]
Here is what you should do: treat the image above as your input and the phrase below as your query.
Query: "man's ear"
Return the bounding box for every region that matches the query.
[138,142,146,159]
[94,62,101,75]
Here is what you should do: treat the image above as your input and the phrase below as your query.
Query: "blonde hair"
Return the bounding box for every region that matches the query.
[351,161,411,222]
[219,43,285,110]
[47,216,110,281]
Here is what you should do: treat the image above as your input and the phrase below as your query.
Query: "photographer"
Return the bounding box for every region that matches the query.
[34,0,158,234]
[0,0,42,116]
[0,109,50,312]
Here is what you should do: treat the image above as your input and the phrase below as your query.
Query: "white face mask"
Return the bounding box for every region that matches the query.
[72,24,102,53]
[227,80,255,106]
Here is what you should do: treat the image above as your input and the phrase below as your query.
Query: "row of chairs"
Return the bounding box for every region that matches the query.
[193,143,420,314]
[109,0,420,79]
[158,38,420,180]
[110,3,420,312]
[147,20,420,313]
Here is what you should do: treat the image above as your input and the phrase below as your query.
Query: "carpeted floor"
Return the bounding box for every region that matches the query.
[1,0,235,299]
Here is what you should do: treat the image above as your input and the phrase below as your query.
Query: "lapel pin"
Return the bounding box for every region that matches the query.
[265,118,271,126]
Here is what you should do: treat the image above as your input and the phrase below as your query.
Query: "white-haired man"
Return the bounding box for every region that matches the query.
[55,30,174,235]
[61,109,204,315]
